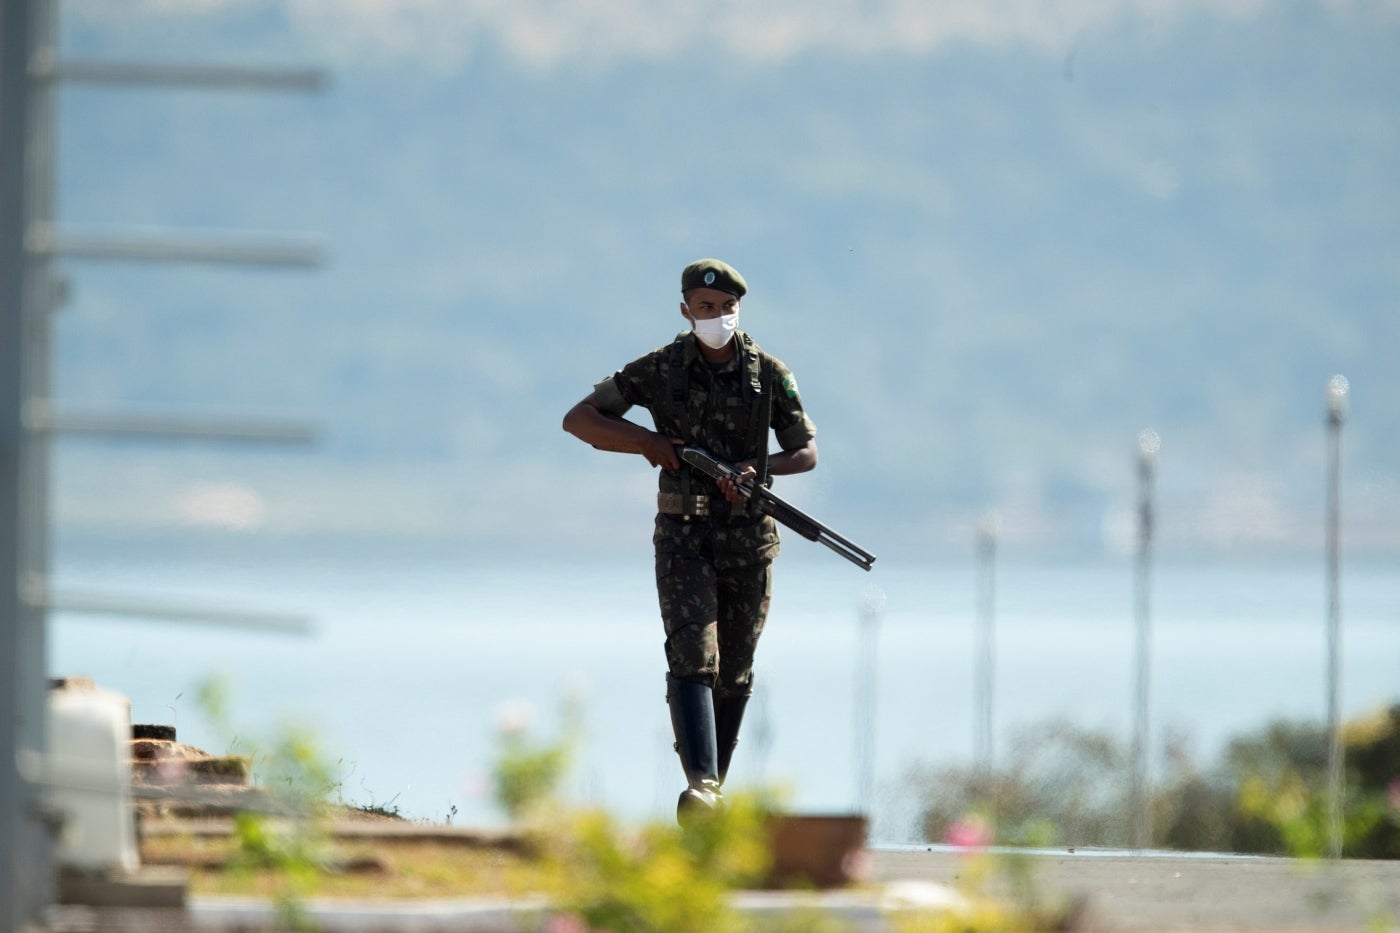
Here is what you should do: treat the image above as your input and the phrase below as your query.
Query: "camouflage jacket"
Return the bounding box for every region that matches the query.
[592,330,817,542]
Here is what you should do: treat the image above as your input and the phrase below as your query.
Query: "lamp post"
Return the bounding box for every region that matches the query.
[3,2,55,925]
[974,512,999,794]
[854,584,886,815]
[1324,374,1348,859]
[1131,428,1159,852]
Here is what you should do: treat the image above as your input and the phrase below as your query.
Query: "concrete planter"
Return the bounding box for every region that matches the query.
[766,813,868,889]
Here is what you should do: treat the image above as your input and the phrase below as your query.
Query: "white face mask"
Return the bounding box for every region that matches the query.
[688,310,739,350]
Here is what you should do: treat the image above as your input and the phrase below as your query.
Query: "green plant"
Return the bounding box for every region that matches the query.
[914,720,1132,850]
[192,676,342,930]
[228,810,326,932]
[257,725,340,815]
[1234,769,1398,930]
[909,711,1400,859]
[486,703,871,932]
[354,794,402,820]
[540,793,772,933]
[491,696,582,821]
[1236,769,1391,860]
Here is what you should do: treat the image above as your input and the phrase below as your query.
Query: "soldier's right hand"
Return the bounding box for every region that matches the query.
[641,433,685,472]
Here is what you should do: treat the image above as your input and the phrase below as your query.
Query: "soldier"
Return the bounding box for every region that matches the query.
[562,258,818,821]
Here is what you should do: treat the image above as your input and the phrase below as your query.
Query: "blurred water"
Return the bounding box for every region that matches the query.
[47,545,1400,843]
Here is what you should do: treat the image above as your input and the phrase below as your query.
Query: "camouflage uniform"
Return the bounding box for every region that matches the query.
[591,329,817,699]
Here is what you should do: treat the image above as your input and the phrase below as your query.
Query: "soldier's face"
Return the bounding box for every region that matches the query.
[680,287,741,324]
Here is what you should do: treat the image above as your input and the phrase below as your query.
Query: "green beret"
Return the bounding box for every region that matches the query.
[681,258,747,298]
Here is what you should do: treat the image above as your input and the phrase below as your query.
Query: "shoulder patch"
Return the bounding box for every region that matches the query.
[782,372,799,398]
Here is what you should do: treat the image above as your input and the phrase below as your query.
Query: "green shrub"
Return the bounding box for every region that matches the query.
[540,795,773,933]
[491,697,581,822]
[910,709,1400,858]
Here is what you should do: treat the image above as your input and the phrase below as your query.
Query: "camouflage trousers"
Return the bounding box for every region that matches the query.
[653,514,777,699]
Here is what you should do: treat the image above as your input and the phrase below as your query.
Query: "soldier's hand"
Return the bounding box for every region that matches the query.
[718,462,757,505]
[641,433,685,472]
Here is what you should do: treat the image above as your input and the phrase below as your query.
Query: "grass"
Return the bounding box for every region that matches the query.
[141,829,548,900]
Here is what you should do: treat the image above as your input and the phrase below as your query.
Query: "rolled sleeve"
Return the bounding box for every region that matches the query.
[591,376,632,416]
[775,413,816,451]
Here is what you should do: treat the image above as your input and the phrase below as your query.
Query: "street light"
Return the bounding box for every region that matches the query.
[1324,374,1348,859]
[854,584,886,816]
[1131,427,1159,852]
[974,512,999,794]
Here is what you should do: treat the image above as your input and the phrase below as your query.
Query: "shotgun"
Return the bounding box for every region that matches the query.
[679,447,876,571]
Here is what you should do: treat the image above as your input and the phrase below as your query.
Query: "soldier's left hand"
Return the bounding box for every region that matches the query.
[717,462,757,506]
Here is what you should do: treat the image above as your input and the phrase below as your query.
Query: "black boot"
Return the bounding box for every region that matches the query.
[666,674,722,821]
[715,690,751,786]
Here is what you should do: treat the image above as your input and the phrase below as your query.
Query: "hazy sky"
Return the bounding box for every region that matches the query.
[79,0,1398,70]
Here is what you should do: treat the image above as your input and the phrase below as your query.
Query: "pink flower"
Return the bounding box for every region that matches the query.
[544,913,591,933]
[944,814,993,849]
[1387,779,1400,813]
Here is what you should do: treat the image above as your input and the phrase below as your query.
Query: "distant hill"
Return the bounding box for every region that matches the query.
[46,1,1400,559]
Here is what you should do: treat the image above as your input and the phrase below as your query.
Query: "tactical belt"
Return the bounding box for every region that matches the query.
[660,493,711,515]
[658,492,716,517]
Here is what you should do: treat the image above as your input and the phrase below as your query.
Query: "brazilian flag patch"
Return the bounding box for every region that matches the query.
[782,372,799,398]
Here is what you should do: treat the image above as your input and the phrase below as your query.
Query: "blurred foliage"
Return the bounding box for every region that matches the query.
[1347,706,1400,858]
[491,695,583,822]
[893,817,1073,933]
[914,720,1134,849]
[911,706,1400,858]
[256,725,340,815]
[228,810,323,932]
[540,797,773,933]
[194,676,340,931]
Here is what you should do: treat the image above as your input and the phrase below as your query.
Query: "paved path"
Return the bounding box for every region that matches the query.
[869,847,1400,931]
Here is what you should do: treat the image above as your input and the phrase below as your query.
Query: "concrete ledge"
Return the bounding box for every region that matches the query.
[57,866,188,909]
